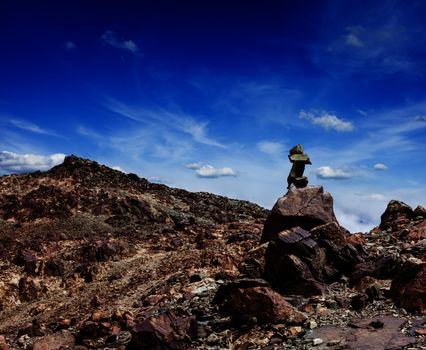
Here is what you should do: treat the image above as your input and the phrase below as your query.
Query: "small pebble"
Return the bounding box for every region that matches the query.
[309,320,318,329]
[312,338,324,346]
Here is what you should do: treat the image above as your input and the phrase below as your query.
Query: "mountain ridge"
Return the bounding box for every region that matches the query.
[0,155,424,349]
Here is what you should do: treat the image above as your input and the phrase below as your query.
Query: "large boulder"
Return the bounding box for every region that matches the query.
[264,227,328,296]
[128,311,196,350]
[261,186,337,243]
[261,188,366,296]
[390,258,425,313]
[379,200,414,231]
[213,280,306,325]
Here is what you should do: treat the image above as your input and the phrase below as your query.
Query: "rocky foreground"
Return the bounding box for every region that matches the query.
[0,156,424,349]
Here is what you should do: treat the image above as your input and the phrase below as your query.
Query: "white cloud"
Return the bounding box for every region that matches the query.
[101,30,140,53]
[195,165,238,178]
[185,162,237,178]
[355,192,386,201]
[112,166,124,172]
[65,41,76,51]
[0,151,65,173]
[185,162,203,169]
[313,166,358,180]
[257,141,285,156]
[299,110,354,132]
[365,193,385,201]
[148,176,172,185]
[373,163,388,171]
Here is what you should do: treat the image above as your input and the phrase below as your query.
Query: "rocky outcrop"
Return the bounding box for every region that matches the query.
[0,156,425,349]
[379,200,415,231]
[261,186,337,243]
[214,279,306,325]
[390,258,425,313]
[129,311,196,350]
[262,187,365,296]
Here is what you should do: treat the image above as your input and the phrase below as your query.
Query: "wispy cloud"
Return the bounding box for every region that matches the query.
[101,30,140,54]
[299,110,354,132]
[257,141,286,157]
[313,4,426,77]
[104,99,225,148]
[185,162,203,169]
[357,109,368,116]
[0,151,65,173]
[185,162,238,178]
[355,192,386,201]
[313,166,360,180]
[1,117,64,138]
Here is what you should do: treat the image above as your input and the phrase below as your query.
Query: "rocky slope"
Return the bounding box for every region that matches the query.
[0,155,424,349]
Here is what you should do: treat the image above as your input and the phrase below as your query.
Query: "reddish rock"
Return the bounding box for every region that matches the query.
[220,286,307,325]
[346,232,366,246]
[391,258,426,313]
[351,255,401,283]
[308,316,416,349]
[129,311,196,350]
[406,219,426,242]
[32,331,75,350]
[261,186,337,243]
[379,200,414,231]
[264,229,327,296]
[414,205,426,218]
[0,336,9,350]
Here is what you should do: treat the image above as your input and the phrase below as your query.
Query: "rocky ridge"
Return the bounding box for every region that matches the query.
[0,155,424,349]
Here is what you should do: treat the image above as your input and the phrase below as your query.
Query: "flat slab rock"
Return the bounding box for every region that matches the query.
[306,316,417,349]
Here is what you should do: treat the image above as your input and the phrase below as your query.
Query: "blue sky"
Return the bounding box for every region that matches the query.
[1,0,426,232]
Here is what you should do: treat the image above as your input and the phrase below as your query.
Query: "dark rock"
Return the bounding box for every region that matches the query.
[350,294,368,310]
[351,255,401,283]
[390,258,425,312]
[18,276,40,302]
[261,187,337,243]
[414,205,426,218]
[44,259,65,277]
[372,255,401,279]
[263,223,363,297]
[311,222,365,275]
[217,286,307,325]
[379,200,414,231]
[16,249,38,274]
[81,240,123,262]
[128,311,196,350]
[213,278,270,304]
[189,273,205,283]
[264,228,327,296]
[226,232,258,244]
